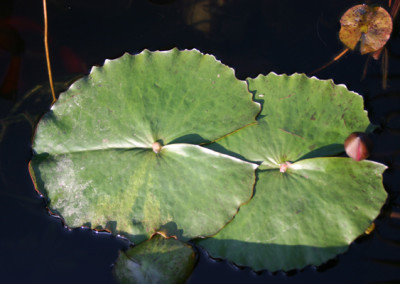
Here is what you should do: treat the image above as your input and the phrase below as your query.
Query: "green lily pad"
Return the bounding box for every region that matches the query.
[113,234,196,284]
[29,49,259,243]
[198,73,387,271]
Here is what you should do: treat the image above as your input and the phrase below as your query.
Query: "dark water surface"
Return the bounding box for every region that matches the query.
[1,0,400,283]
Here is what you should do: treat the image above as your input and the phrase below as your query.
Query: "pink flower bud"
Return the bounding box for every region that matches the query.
[344,132,372,161]
[152,141,162,154]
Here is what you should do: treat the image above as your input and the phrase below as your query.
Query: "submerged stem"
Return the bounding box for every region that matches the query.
[310,48,349,75]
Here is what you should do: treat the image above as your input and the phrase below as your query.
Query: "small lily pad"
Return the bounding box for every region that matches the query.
[113,234,196,284]
[339,4,392,54]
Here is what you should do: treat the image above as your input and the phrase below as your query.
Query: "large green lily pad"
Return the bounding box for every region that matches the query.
[113,234,196,284]
[29,49,259,243]
[198,73,387,271]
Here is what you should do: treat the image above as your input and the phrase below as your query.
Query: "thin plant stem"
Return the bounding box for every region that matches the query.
[390,0,400,18]
[43,0,56,105]
[361,54,371,81]
[333,48,349,61]
[310,48,349,75]
[382,47,389,89]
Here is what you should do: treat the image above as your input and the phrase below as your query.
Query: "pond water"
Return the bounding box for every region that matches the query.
[1,0,399,283]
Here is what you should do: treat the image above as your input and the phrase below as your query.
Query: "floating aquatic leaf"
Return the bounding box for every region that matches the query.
[339,4,392,55]
[199,73,387,271]
[29,48,259,243]
[113,234,196,284]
